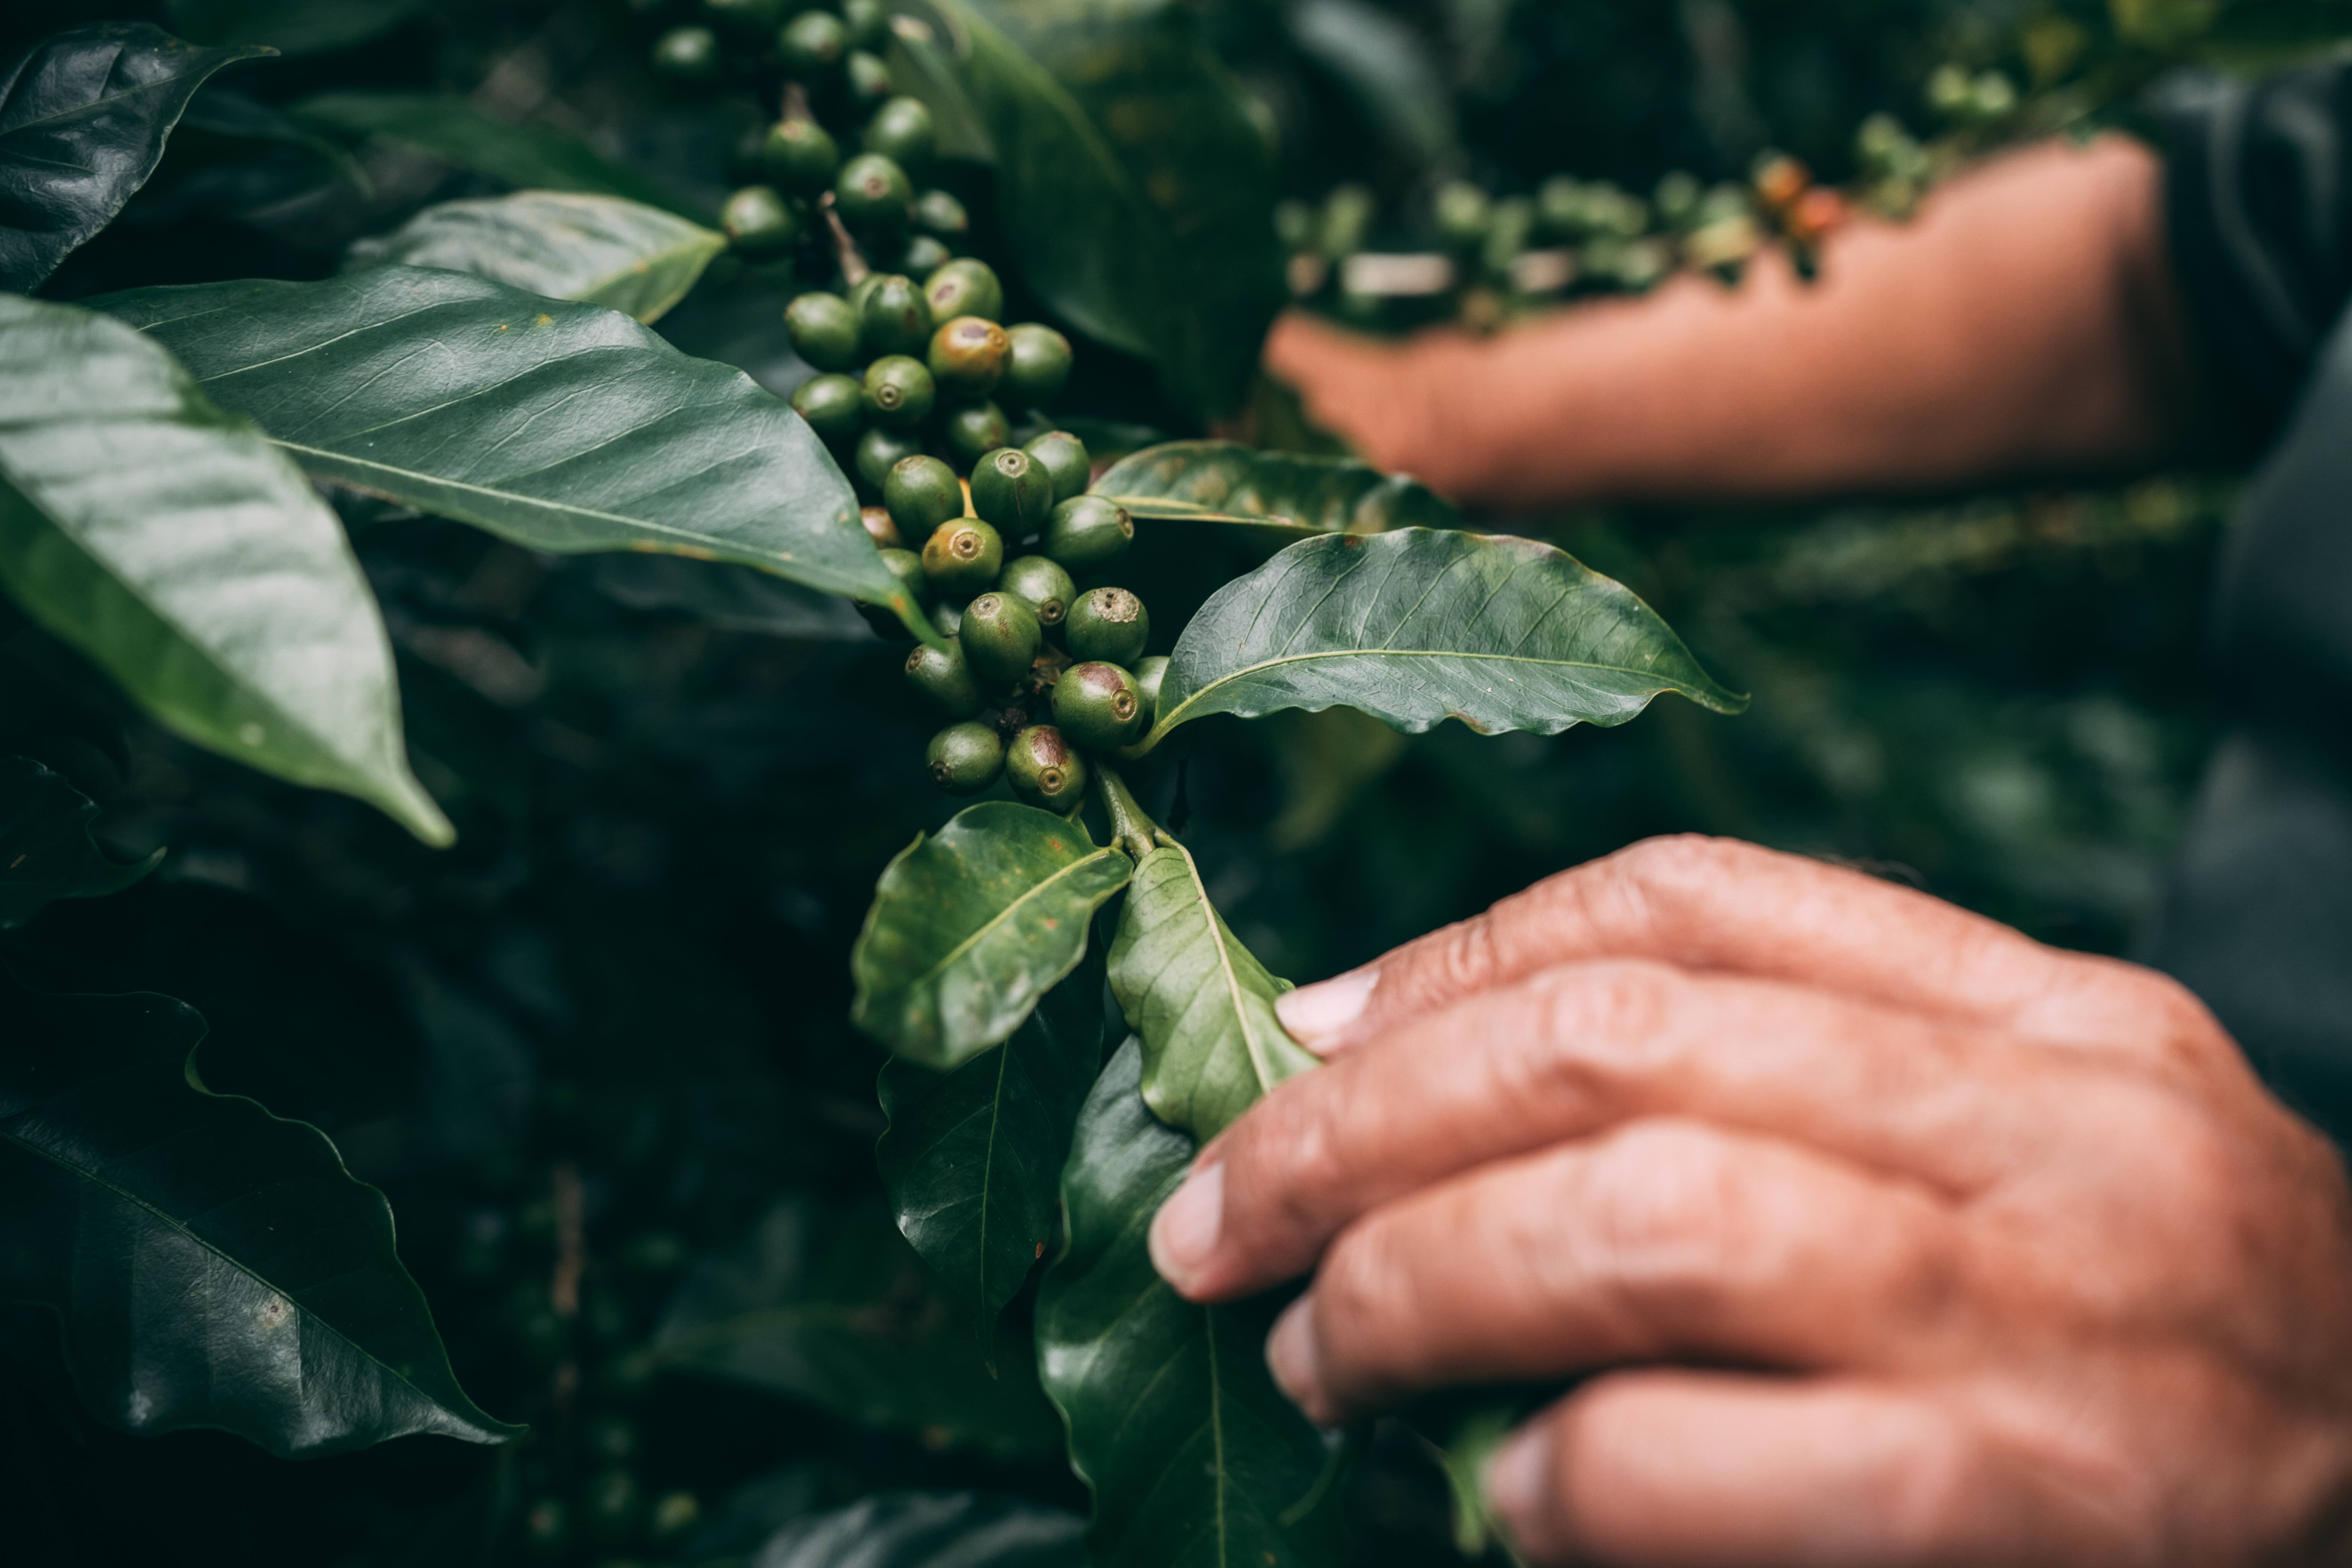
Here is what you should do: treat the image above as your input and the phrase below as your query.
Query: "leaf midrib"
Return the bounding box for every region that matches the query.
[1163,843,1281,1098]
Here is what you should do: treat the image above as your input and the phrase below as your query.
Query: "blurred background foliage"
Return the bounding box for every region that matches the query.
[4,0,2349,1563]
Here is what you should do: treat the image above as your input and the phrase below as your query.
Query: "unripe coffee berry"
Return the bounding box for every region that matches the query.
[1042,495,1133,570]
[791,372,864,445]
[855,426,924,493]
[924,258,1003,324]
[858,274,932,358]
[845,49,892,110]
[784,292,860,372]
[1052,661,1145,748]
[761,118,838,195]
[969,447,1055,533]
[1006,725,1088,812]
[1022,430,1089,502]
[862,355,935,428]
[722,186,799,254]
[1002,323,1073,408]
[943,402,1010,467]
[928,722,1004,795]
[840,0,889,49]
[959,592,1041,684]
[906,640,984,717]
[863,97,936,178]
[914,188,969,238]
[777,10,847,78]
[997,555,1075,627]
[929,598,963,637]
[884,455,963,536]
[835,154,913,233]
[1066,586,1148,665]
[651,26,720,81]
[928,316,1009,397]
[921,518,1003,594]
[1132,655,1169,725]
[900,233,951,277]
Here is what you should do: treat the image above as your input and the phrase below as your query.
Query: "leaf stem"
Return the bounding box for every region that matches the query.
[1093,764,1160,862]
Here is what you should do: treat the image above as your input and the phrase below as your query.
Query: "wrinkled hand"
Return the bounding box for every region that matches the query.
[1145,836,2352,1565]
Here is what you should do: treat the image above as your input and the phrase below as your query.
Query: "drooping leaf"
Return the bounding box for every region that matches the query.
[93,268,929,636]
[167,0,428,58]
[1143,527,1747,750]
[1285,0,1460,168]
[851,802,1131,1070]
[0,294,451,845]
[0,755,162,928]
[1098,438,1460,536]
[0,972,521,1457]
[1109,837,1314,1143]
[1037,1040,1348,1568]
[0,22,271,291]
[655,1195,1063,1460]
[346,190,725,324]
[877,942,1107,1343]
[742,1492,1085,1568]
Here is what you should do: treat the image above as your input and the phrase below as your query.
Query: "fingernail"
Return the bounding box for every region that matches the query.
[1484,1424,1554,1546]
[1276,968,1378,1054]
[1147,1160,1225,1294]
[1266,1295,1325,1418]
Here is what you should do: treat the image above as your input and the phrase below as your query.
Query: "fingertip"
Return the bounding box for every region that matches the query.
[1485,1418,1563,1561]
[1146,1160,1225,1298]
[1276,967,1379,1054]
[1265,1295,1336,1426]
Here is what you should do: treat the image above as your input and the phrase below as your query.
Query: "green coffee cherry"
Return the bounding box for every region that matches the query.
[930,598,964,637]
[959,591,1042,684]
[722,186,799,254]
[884,454,964,536]
[863,97,936,177]
[1433,179,1492,251]
[840,0,890,49]
[835,153,912,234]
[942,401,1010,467]
[906,640,983,716]
[845,49,893,111]
[1022,430,1089,503]
[777,9,847,78]
[862,355,935,428]
[928,722,1004,795]
[1132,655,1168,725]
[858,273,933,358]
[846,273,884,319]
[784,292,861,372]
[791,372,864,445]
[921,517,1003,593]
[997,554,1075,628]
[1043,494,1133,570]
[969,447,1055,533]
[1053,660,1145,748]
[1002,323,1073,408]
[856,426,925,493]
[1066,586,1149,665]
[761,117,838,195]
[924,258,1003,324]
[857,546,930,638]
[900,233,952,277]
[1006,725,1088,812]
[651,26,720,81]
[702,0,781,34]
[928,316,1009,397]
[914,189,969,238]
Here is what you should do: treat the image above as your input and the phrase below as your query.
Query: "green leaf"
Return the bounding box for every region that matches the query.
[655,1195,1064,1460]
[1144,527,1747,750]
[0,755,162,928]
[876,943,1106,1343]
[742,1492,1084,1568]
[93,267,929,636]
[907,2,1284,418]
[346,191,725,325]
[1037,1040,1348,1568]
[1109,836,1315,1144]
[0,294,451,845]
[0,22,272,291]
[167,0,427,58]
[289,90,701,218]
[851,802,1132,1071]
[1098,438,1461,536]
[0,971,521,1456]
[1284,0,1460,168]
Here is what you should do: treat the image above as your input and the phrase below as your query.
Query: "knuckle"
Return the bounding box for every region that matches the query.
[1578,1121,1752,1294]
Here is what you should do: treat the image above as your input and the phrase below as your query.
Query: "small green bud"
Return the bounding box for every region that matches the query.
[839,0,889,49]
[1066,586,1149,665]
[928,722,1004,795]
[862,355,936,428]
[784,292,861,372]
[1022,429,1090,502]
[959,591,1042,684]
[900,233,952,277]
[1052,660,1145,748]
[1002,323,1073,408]
[777,9,847,78]
[906,639,984,716]
[928,315,1009,397]
[924,258,1003,324]
[722,186,799,254]
[942,401,1010,467]
[921,517,1003,594]
[855,426,925,493]
[863,96,936,178]
[997,554,1075,627]
[835,153,912,234]
[969,446,1055,533]
[1006,725,1088,811]
[914,188,970,238]
[651,26,720,81]
[1042,494,1133,570]
[761,117,839,195]
[791,372,865,445]
[844,49,893,110]
[858,273,933,358]
[857,546,929,638]
[1132,655,1169,725]
[884,454,964,536]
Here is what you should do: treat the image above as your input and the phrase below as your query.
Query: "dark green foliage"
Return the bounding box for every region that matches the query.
[998,555,1076,627]
[906,640,985,719]
[722,184,798,253]
[1004,725,1086,813]
[884,454,965,536]
[926,722,1004,795]
[792,371,866,444]
[858,273,933,358]
[1064,587,1149,667]
[1052,662,1146,750]
[969,447,1056,533]
[762,116,840,194]
[943,400,1012,466]
[928,315,1009,397]
[1022,429,1090,501]
[702,0,782,38]
[1042,495,1133,570]
[746,1493,1084,1568]
[1132,654,1169,726]
[862,354,936,428]
[920,518,1003,595]
[960,592,1042,686]
[923,257,1004,325]
[1002,323,1073,408]
[786,290,863,371]
[0,756,161,928]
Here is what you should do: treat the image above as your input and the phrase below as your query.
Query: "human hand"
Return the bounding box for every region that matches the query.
[1145,836,2352,1565]
[1261,311,1485,491]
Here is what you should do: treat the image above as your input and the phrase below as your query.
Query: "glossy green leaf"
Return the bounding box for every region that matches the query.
[167,0,427,58]
[655,1195,1063,1460]
[346,191,725,324]
[1037,1040,1348,1568]
[1143,528,1747,750]
[1098,438,1460,536]
[0,755,162,928]
[1109,836,1315,1143]
[877,943,1106,1343]
[852,802,1131,1070]
[0,294,450,844]
[747,1493,1084,1568]
[0,971,521,1456]
[94,268,930,636]
[0,22,271,291]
